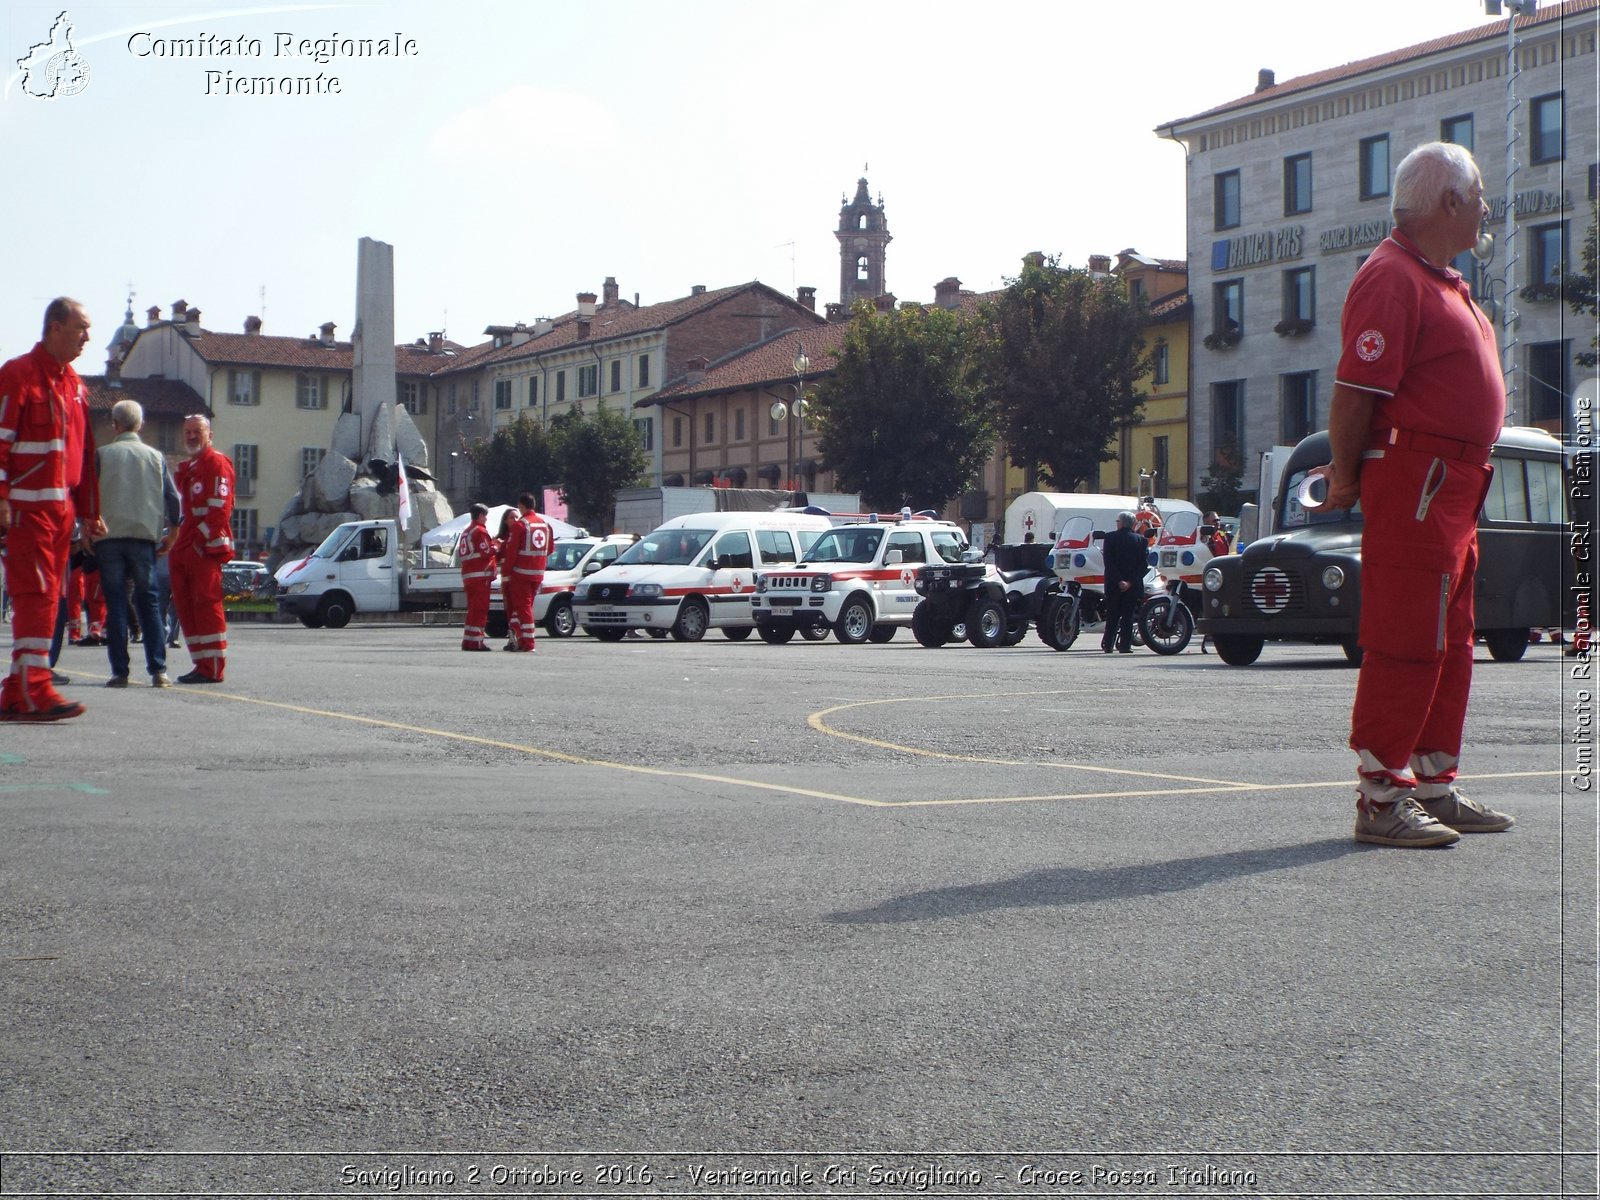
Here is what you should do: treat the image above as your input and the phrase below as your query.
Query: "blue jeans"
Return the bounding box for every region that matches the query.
[96,540,166,678]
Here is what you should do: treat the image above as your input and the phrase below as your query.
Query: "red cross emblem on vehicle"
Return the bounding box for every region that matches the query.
[1250,567,1293,614]
[1024,513,1036,534]
[900,567,915,587]
[729,576,745,593]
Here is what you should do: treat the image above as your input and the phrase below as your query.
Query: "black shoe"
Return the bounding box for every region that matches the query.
[176,671,221,685]
[1101,644,1113,654]
[105,675,129,688]
[1117,646,1134,654]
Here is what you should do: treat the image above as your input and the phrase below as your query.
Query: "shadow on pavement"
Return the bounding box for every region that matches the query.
[827,837,1362,925]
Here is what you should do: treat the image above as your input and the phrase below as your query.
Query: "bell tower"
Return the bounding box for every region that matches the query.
[836,175,891,311]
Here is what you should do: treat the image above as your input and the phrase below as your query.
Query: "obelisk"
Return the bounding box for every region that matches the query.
[351,237,396,462]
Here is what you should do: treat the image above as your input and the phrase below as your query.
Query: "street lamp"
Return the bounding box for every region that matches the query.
[769,343,810,490]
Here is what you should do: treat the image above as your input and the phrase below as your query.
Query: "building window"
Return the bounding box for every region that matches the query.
[1283,153,1312,216]
[447,382,457,415]
[1527,341,1571,424]
[672,416,682,449]
[1151,436,1169,494]
[578,364,598,398]
[555,371,566,403]
[638,354,651,388]
[300,446,325,479]
[154,421,177,453]
[1530,221,1567,287]
[397,380,426,415]
[1212,381,1244,462]
[494,379,513,411]
[528,377,537,407]
[1440,113,1474,151]
[703,412,715,444]
[295,373,325,409]
[1214,279,1243,335]
[610,359,622,393]
[1281,372,1317,444]
[634,417,654,452]
[1359,134,1390,200]
[1152,342,1170,386]
[231,508,258,550]
[1129,278,1145,302]
[1283,266,1315,323]
[1214,170,1240,230]
[228,369,260,406]
[232,443,258,497]
[734,405,746,442]
[857,255,870,281]
[1531,93,1564,164]
[470,380,480,412]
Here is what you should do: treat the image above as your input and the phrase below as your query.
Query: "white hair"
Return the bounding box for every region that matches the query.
[110,399,144,432]
[1391,141,1479,226]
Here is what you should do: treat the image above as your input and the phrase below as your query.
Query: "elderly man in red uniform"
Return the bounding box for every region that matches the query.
[501,492,550,652]
[170,414,235,684]
[458,503,500,651]
[1321,141,1514,848]
[0,298,102,721]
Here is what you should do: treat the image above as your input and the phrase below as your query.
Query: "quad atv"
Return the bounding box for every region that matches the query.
[910,545,1075,650]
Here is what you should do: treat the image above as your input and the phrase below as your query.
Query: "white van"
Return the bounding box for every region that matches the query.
[572,510,835,641]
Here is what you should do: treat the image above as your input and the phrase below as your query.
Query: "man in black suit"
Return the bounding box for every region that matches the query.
[1100,511,1148,654]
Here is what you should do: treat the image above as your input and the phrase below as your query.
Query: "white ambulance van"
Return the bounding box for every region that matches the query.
[572,510,834,641]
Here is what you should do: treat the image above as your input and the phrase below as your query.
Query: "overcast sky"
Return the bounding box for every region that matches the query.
[0,0,1540,363]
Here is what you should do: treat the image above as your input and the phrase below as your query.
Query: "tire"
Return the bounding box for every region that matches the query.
[723,626,753,641]
[967,599,1006,648]
[544,598,577,638]
[1342,638,1365,667]
[834,596,874,645]
[758,624,796,644]
[911,601,950,648]
[868,624,897,644]
[317,593,353,630]
[646,628,668,639]
[800,624,830,641]
[1002,621,1028,647]
[670,597,709,642]
[1484,628,1529,662]
[585,626,626,642]
[1038,594,1079,651]
[298,612,325,629]
[1212,633,1264,666]
[1138,596,1194,656]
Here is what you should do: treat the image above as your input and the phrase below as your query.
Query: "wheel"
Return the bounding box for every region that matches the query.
[298,612,325,629]
[723,626,753,641]
[800,624,830,641]
[910,601,950,648]
[758,624,796,644]
[645,628,668,639]
[1138,596,1194,655]
[967,599,1006,648]
[544,598,577,638]
[868,624,897,644]
[834,597,874,645]
[1001,620,1028,647]
[1342,638,1365,667]
[1483,628,1529,662]
[1212,634,1264,666]
[670,597,709,642]
[585,626,626,642]
[1038,594,1080,651]
[317,593,352,630]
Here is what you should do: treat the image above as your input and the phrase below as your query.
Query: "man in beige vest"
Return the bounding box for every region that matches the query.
[93,399,179,687]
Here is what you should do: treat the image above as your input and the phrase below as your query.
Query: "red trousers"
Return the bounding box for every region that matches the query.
[82,570,105,637]
[170,550,227,680]
[462,578,492,649]
[505,575,539,650]
[2,504,72,713]
[1350,445,1492,800]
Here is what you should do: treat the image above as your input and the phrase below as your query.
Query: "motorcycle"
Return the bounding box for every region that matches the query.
[1050,515,1193,654]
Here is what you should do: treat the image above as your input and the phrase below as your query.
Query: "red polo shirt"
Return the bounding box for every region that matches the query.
[1335,230,1504,448]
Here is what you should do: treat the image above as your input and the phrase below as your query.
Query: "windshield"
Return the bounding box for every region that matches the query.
[802,527,884,564]
[309,527,356,560]
[1281,469,1361,527]
[613,529,714,567]
[545,541,590,572]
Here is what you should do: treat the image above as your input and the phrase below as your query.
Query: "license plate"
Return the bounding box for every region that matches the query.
[770,597,799,608]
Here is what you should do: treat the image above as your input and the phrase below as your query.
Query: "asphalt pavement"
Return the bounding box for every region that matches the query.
[1,621,1594,1198]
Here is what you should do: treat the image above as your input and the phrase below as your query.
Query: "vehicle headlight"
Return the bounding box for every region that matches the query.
[285,582,308,595]
[1203,566,1224,593]
[630,583,663,599]
[573,584,590,602]
[1321,565,1346,590]
[756,576,769,593]
[812,574,833,592]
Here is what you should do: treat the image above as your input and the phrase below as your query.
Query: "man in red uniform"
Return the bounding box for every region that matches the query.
[170,414,235,684]
[0,298,102,721]
[1321,142,1514,848]
[501,492,550,652]
[458,503,500,651]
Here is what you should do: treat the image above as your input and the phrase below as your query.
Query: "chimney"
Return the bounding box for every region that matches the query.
[428,331,444,353]
[690,284,707,296]
[146,305,162,326]
[575,292,596,340]
[686,355,709,387]
[602,276,619,306]
[511,321,531,346]
[933,277,962,310]
[534,318,554,336]
[319,321,337,347]
[1023,251,1046,271]
[186,307,202,326]
[244,315,263,335]
[825,302,846,322]
[796,286,816,312]
[873,293,897,313]
[1087,254,1112,275]
[1256,68,1275,92]
[171,299,188,321]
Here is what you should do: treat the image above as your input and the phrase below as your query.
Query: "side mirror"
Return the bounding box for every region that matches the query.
[706,557,720,572]
[582,560,603,576]
[886,549,903,565]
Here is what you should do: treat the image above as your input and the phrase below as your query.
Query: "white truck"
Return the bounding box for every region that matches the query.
[612,486,860,536]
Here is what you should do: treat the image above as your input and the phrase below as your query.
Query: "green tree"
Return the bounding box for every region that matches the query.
[809,302,996,511]
[550,403,648,531]
[978,255,1151,493]
[465,413,553,505]
[1196,443,1248,517]
[1568,200,1598,368]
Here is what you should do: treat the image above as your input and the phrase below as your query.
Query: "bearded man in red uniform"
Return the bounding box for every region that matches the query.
[171,415,235,684]
[1321,142,1515,848]
[0,298,102,721]
[458,503,500,651]
[502,492,550,652]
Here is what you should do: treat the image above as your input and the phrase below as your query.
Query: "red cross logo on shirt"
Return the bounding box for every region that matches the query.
[1356,329,1386,362]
